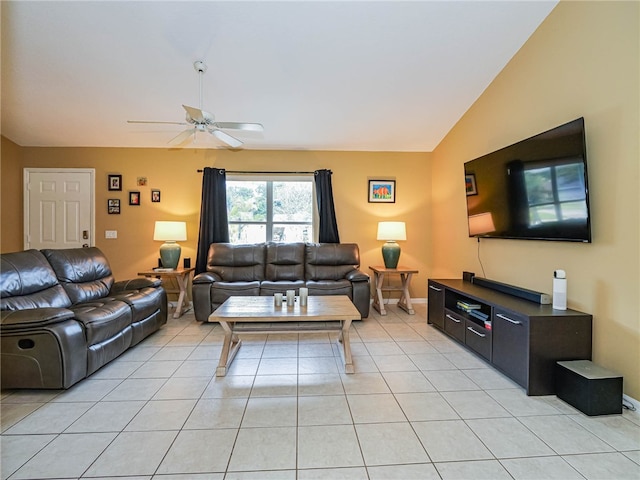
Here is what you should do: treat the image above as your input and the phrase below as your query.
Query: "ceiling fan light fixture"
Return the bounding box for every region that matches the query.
[127,59,262,148]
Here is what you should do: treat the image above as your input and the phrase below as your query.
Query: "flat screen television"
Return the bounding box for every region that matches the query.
[464,118,591,242]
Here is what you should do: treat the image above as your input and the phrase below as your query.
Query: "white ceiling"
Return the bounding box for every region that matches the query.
[1,1,557,152]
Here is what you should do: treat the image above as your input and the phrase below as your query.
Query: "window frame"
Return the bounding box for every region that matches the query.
[226,174,319,244]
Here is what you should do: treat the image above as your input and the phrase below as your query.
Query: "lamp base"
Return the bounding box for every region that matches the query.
[381,241,401,269]
[159,241,181,269]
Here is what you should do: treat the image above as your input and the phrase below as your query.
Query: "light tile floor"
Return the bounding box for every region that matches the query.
[2,303,640,479]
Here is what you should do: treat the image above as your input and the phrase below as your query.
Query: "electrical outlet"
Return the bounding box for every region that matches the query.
[105,230,117,239]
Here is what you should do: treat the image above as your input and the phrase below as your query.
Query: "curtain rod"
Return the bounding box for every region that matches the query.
[196,169,319,174]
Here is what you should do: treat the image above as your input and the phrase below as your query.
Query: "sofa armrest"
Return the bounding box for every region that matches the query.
[193,272,222,284]
[111,278,162,293]
[1,308,75,331]
[346,269,370,282]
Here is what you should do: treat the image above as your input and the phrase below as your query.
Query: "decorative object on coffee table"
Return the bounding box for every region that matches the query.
[377,221,406,268]
[153,221,187,269]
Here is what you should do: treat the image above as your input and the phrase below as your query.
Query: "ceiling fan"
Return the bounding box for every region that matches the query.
[127,61,263,148]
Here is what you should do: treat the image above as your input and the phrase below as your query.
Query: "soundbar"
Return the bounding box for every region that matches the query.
[472,276,551,305]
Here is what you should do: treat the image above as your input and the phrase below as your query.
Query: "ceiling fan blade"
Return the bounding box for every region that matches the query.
[210,128,243,148]
[212,122,264,132]
[182,105,204,123]
[168,128,195,146]
[127,120,188,125]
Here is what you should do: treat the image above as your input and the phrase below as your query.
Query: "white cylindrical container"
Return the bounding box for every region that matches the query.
[286,290,295,307]
[553,269,567,310]
[274,293,283,307]
[299,287,308,307]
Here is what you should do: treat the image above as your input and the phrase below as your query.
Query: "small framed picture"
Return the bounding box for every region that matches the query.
[151,190,161,203]
[137,177,148,186]
[368,179,396,203]
[107,199,120,214]
[465,174,478,196]
[108,174,122,191]
[129,191,141,205]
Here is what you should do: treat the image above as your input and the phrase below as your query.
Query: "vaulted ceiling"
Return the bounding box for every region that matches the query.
[1,1,557,151]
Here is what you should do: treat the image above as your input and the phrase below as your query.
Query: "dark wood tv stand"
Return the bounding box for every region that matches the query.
[428,279,592,395]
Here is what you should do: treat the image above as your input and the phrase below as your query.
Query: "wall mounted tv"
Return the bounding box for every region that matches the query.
[464,117,591,242]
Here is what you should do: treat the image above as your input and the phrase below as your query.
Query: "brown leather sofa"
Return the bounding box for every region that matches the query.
[0,247,167,389]
[192,242,370,321]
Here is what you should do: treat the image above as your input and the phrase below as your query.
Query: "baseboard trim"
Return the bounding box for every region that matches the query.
[369,297,427,305]
[623,394,640,413]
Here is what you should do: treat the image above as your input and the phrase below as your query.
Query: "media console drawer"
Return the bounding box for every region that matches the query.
[465,319,491,361]
[427,278,592,395]
[444,309,465,342]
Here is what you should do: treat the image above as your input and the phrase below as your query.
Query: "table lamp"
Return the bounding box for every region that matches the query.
[154,221,187,269]
[377,221,406,269]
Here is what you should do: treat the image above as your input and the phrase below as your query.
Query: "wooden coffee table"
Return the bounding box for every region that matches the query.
[208,295,361,376]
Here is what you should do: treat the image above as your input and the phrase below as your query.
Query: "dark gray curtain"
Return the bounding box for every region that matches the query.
[195,168,229,274]
[314,169,340,243]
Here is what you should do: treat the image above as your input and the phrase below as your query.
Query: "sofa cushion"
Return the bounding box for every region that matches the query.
[69,299,132,346]
[0,250,72,310]
[265,242,305,281]
[43,247,115,304]
[110,287,164,323]
[306,279,352,297]
[305,243,361,281]
[207,243,266,282]
[260,280,306,295]
[211,281,261,305]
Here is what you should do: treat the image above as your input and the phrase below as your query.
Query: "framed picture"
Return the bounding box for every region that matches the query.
[368,179,396,203]
[108,174,122,191]
[129,191,141,205]
[465,174,478,196]
[151,190,161,203]
[107,199,120,214]
[137,176,148,186]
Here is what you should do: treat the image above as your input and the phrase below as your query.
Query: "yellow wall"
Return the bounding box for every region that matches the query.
[432,1,639,397]
[1,136,24,252]
[1,145,432,300]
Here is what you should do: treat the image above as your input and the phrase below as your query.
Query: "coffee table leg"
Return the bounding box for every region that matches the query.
[216,321,242,376]
[338,319,354,374]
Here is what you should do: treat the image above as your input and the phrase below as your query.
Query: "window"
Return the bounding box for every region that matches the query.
[227,175,316,243]
[524,159,588,226]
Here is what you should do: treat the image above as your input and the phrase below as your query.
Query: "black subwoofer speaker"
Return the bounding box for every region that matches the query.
[556,360,622,416]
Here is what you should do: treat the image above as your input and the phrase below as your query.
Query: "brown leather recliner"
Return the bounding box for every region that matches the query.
[0,247,167,389]
[192,242,370,321]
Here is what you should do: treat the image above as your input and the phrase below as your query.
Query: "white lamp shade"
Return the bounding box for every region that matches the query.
[153,221,187,242]
[377,221,407,241]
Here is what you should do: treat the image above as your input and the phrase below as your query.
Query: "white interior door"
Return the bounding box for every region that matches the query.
[24,168,95,250]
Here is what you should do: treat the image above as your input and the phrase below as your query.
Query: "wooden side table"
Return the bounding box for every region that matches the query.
[138,267,195,318]
[369,265,419,315]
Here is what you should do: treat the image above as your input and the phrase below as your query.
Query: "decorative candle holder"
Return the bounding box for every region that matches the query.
[286,290,295,307]
[299,287,308,307]
[274,293,283,307]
